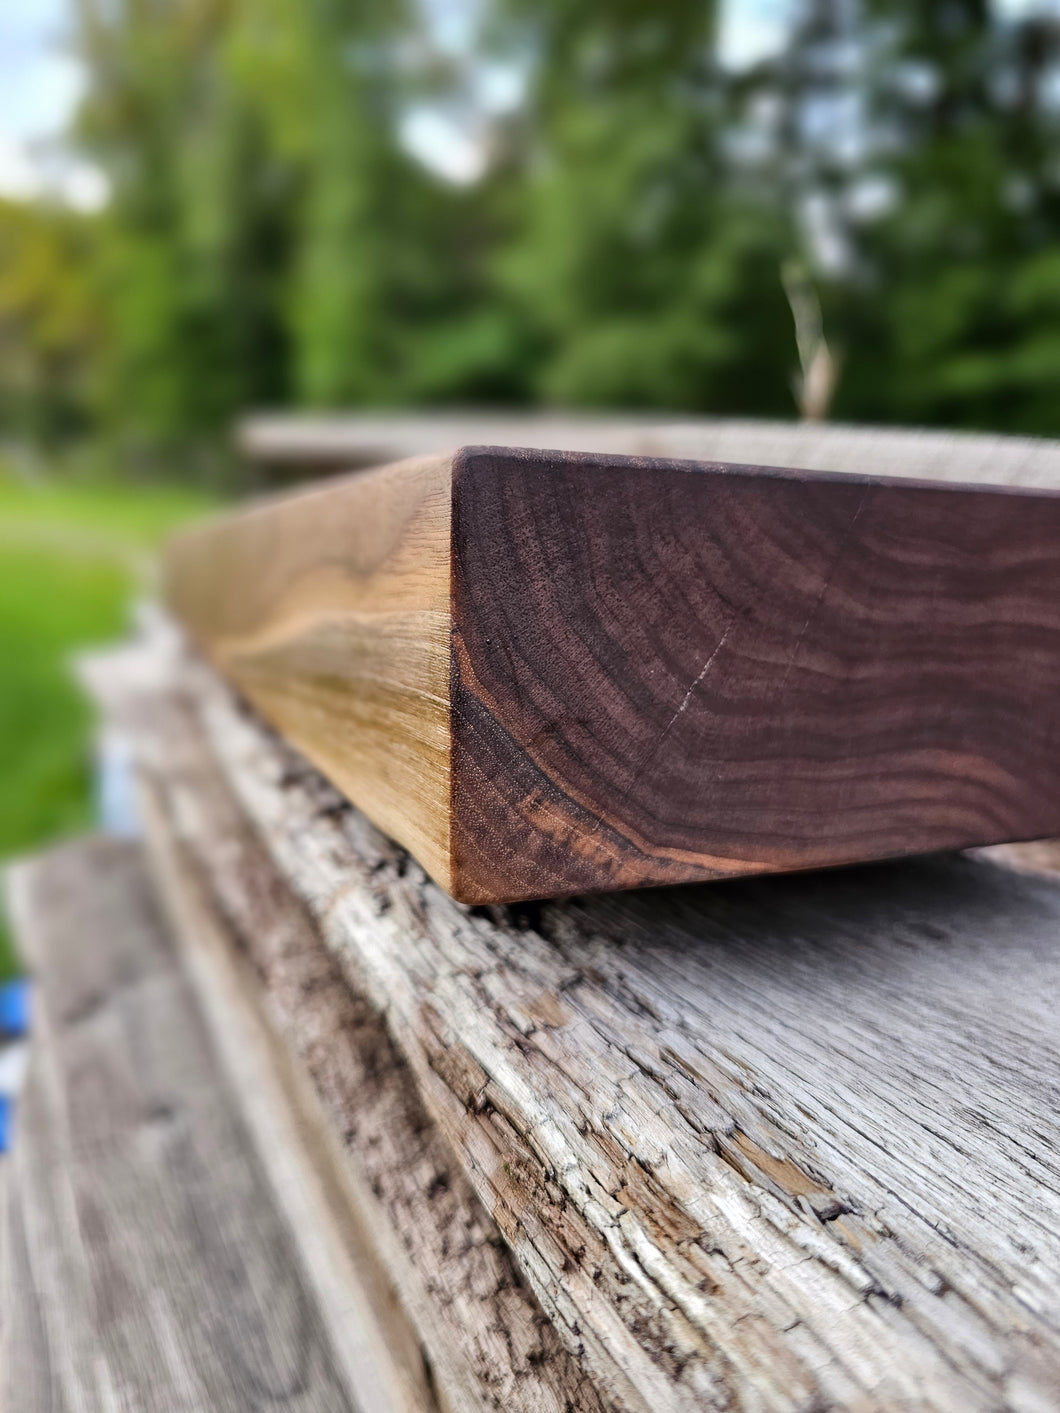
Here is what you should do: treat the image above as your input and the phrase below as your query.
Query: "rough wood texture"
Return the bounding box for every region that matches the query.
[90,617,1060,1412]
[1,836,407,1413]
[168,443,1060,903]
[237,412,1060,490]
[82,633,612,1413]
[129,790,444,1413]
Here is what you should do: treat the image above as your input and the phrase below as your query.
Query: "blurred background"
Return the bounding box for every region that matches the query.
[3,0,1060,972]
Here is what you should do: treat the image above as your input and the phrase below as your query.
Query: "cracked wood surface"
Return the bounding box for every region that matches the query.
[2,836,399,1413]
[84,616,1060,1412]
[83,630,611,1413]
[168,444,1060,904]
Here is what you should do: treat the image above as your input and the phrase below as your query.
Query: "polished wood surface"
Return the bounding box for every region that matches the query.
[167,444,1060,902]
[166,451,453,884]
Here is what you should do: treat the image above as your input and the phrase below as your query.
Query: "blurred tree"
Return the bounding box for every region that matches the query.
[0,199,101,446]
[493,0,796,413]
[244,0,414,405]
[732,0,859,419]
[2,0,1054,462]
[847,0,1060,433]
[275,0,513,407]
[74,0,296,466]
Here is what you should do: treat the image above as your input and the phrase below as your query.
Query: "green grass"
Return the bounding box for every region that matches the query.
[0,476,217,546]
[0,472,217,978]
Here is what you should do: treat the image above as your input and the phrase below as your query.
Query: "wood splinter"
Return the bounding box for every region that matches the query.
[165,444,1060,903]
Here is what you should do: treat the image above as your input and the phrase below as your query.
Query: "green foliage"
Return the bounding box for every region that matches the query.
[0,472,216,976]
[0,544,127,855]
[834,0,1060,432]
[75,0,297,457]
[492,0,794,412]
[0,200,101,444]
[0,476,217,545]
[3,0,1060,446]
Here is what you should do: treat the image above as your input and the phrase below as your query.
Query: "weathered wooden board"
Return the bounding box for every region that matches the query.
[88,617,1060,1412]
[167,444,1060,903]
[127,695,610,1413]
[237,411,1060,490]
[1,836,422,1413]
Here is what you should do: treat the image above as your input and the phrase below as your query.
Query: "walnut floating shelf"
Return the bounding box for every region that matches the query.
[165,445,1060,903]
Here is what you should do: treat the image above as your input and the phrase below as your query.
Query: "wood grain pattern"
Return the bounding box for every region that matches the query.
[2,837,372,1413]
[166,450,452,883]
[133,761,611,1413]
[167,444,1060,902]
[91,616,1060,1412]
[82,640,609,1413]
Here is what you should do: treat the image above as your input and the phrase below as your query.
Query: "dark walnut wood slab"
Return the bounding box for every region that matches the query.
[165,445,1060,903]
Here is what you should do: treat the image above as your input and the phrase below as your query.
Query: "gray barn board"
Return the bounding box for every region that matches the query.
[1,836,429,1413]
[75,612,1060,1413]
[237,410,1060,490]
[133,724,607,1413]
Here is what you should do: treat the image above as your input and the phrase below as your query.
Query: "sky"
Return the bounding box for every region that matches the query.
[0,0,106,209]
[0,0,1055,208]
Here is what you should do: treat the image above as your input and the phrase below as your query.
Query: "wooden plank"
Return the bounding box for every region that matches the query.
[168,444,1060,903]
[126,798,442,1413]
[87,617,1060,1412]
[125,696,610,1413]
[237,412,1060,490]
[1,836,420,1413]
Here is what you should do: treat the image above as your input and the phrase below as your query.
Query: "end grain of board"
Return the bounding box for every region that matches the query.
[165,444,1060,903]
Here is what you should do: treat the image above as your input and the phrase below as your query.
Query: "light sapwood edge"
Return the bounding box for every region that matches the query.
[164,450,456,893]
[972,838,1060,878]
[134,774,439,1413]
[85,615,1060,1413]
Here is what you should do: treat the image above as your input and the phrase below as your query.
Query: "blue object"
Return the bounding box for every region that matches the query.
[0,979,30,1039]
[0,1093,11,1154]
